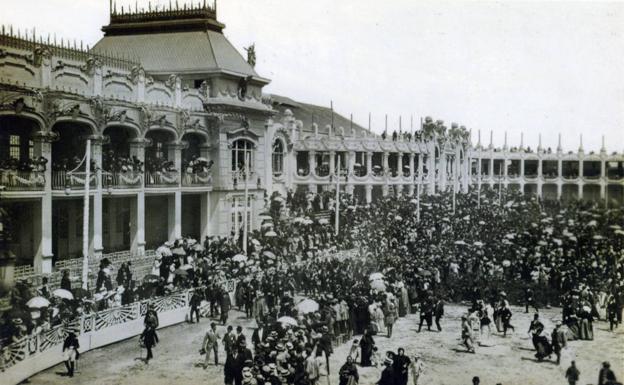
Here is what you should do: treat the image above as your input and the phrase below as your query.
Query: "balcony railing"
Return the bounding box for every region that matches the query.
[0,170,45,191]
[182,171,213,187]
[52,171,97,190]
[103,171,143,189]
[145,171,179,187]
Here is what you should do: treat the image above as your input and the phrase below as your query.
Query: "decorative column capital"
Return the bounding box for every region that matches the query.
[31,130,59,143]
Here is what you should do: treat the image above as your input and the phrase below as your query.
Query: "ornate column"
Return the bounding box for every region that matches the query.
[129,139,148,255]
[90,136,104,257]
[168,142,183,241]
[382,152,389,174]
[329,151,336,176]
[408,153,415,196]
[200,192,212,242]
[366,152,373,176]
[308,151,316,177]
[365,184,373,204]
[32,131,57,274]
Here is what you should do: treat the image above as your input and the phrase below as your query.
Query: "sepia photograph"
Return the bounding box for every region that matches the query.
[0,1,623,384]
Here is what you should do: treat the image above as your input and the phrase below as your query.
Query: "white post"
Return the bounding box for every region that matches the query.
[499,165,503,203]
[477,171,481,209]
[335,155,340,235]
[452,161,456,214]
[82,139,91,290]
[243,152,250,255]
[417,172,421,222]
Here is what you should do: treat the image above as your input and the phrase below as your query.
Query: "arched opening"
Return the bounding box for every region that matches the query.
[562,161,579,179]
[0,116,44,191]
[102,125,143,189]
[583,184,601,202]
[562,184,578,202]
[272,139,284,177]
[543,160,558,179]
[181,132,212,187]
[51,121,95,190]
[296,151,309,176]
[372,153,383,176]
[583,161,601,179]
[542,184,558,201]
[145,129,178,187]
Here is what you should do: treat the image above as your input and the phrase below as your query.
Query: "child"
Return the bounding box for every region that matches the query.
[371,346,381,367]
[348,339,360,362]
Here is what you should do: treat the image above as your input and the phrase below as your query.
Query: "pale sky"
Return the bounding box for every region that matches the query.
[2,0,623,152]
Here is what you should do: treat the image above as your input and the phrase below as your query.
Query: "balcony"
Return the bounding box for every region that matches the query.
[0,170,45,191]
[231,170,257,189]
[182,171,213,187]
[103,171,143,189]
[145,171,179,188]
[52,171,97,190]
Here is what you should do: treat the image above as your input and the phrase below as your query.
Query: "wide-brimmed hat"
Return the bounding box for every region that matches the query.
[384,357,393,365]
[276,343,285,351]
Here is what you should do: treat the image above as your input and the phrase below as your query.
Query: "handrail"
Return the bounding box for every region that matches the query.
[0,170,45,191]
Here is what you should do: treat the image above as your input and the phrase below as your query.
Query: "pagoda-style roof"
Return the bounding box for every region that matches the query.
[92,3,265,81]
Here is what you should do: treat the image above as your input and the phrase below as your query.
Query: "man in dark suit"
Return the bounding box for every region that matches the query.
[316,326,333,373]
[220,289,232,325]
[224,344,246,385]
[434,297,444,331]
[251,321,268,351]
[551,322,567,365]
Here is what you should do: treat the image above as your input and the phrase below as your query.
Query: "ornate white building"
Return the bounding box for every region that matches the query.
[0,4,622,276]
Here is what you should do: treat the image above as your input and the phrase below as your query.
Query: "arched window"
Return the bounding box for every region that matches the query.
[272,139,284,176]
[231,139,254,172]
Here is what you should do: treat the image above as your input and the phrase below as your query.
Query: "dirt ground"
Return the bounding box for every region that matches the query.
[26,304,623,385]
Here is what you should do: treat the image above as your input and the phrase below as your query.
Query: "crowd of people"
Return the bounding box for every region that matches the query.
[1,185,622,384]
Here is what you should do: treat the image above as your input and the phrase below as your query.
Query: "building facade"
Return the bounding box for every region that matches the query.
[0,4,622,276]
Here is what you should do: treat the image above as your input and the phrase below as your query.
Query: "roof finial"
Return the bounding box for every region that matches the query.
[489,130,493,149]
[601,135,606,153]
[520,132,524,149]
[477,129,481,147]
[503,131,508,149]
[557,133,562,153]
[538,133,542,152]
[579,134,584,153]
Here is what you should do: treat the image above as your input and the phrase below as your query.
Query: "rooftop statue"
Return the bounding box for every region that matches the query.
[245,44,256,68]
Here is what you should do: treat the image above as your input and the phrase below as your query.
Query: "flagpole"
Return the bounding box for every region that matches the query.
[243,152,249,255]
[82,139,91,290]
[335,155,340,236]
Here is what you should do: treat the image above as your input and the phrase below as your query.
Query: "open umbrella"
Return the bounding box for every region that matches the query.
[473,241,484,247]
[52,289,74,300]
[277,316,298,326]
[258,215,272,221]
[265,231,278,237]
[172,247,186,256]
[296,298,319,314]
[232,254,248,262]
[26,296,50,308]
[273,196,285,203]
[369,272,384,281]
[156,246,172,256]
[370,280,386,291]
[454,240,467,245]
[263,251,277,259]
[193,244,205,252]
[261,222,273,229]
[173,269,189,276]
[318,218,329,225]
